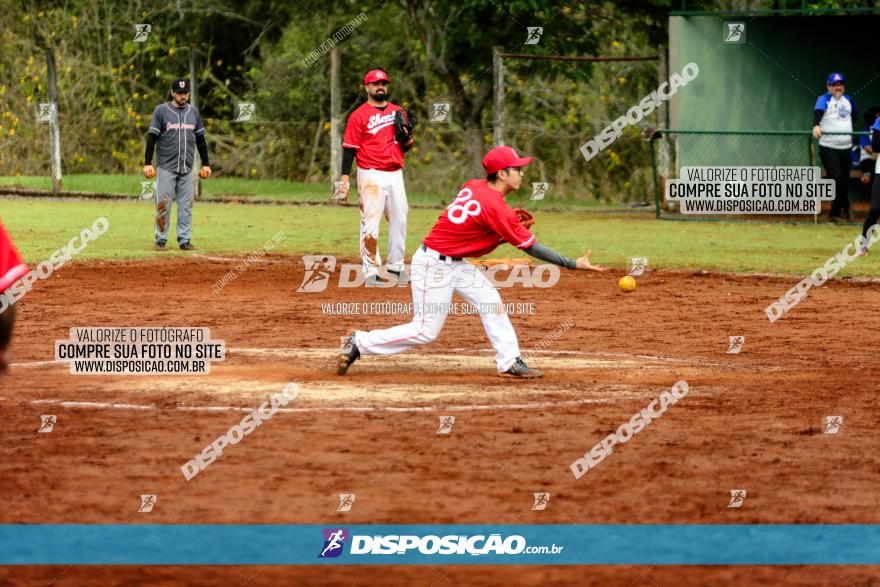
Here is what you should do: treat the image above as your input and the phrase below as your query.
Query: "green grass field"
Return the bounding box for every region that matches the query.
[2,196,877,276]
[0,174,334,201]
[0,174,619,210]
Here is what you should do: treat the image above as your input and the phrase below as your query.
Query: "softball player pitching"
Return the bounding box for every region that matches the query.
[0,221,28,373]
[337,146,606,378]
[336,69,414,287]
[143,78,212,251]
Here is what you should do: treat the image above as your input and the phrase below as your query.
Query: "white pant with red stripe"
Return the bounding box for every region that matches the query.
[354,246,521,372]
[357,167,408,277]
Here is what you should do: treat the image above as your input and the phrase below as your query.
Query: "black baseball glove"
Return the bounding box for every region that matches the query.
[394,109,414,145]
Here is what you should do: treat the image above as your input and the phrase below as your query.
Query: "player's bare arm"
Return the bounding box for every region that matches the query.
[575,249,607,272]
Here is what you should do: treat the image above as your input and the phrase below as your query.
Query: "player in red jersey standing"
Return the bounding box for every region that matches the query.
[337,146,606,378]
[336,69,414,287]
[0,221,28,373]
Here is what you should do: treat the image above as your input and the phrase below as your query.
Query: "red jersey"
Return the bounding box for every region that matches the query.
[0,221,28,293]
[342,102,406,171]
[422,180,536,258]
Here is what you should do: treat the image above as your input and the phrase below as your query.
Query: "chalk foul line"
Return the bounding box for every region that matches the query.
[27,397,609,414]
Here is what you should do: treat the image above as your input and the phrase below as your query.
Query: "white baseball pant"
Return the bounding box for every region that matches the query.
[354,246,521,372]
[356,167,408,277]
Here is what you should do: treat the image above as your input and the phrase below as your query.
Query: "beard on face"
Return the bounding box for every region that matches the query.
[369,88,389,102]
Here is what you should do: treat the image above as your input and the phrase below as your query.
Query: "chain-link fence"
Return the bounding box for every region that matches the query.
[649,130,871,221]
[0,109,657,208]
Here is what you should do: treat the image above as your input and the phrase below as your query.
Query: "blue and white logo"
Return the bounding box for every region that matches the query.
[319,528,348,558]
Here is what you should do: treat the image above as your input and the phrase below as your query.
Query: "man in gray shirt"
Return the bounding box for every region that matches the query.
[143,78,211,251]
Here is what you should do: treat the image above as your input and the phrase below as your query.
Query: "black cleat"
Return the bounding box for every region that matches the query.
[502,357,544,378]
[337,334,360,375]
[388,269,411,286]
[154,241,167,251]
[179,242,197,250]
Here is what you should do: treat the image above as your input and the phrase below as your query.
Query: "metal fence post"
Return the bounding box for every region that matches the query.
[493,47,504,146]
[46,48,62,193]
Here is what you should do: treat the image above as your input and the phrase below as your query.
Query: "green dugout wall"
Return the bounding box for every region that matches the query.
[668,15,880,132]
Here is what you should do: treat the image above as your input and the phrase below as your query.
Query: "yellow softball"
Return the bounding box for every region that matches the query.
[619,275,636,293]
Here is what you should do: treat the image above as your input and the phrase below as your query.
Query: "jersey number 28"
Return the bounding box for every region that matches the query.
[446,188,481,224]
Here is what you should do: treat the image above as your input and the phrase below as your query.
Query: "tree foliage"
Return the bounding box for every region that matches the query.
[0,0,673,203]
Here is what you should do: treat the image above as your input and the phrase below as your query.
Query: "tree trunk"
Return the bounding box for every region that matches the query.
[462,123,484,178]
[330,47,341,182]
[451,83,492,178]
[402,2,492,178]
[307,117,324,181]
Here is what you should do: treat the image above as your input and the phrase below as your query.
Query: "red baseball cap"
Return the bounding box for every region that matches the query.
[364,69,390,85]
[482,146,533,175]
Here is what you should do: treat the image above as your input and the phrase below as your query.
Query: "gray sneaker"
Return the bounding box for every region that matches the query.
[365,274,393,287]
[337,334,360,375]
[502,357,544,378]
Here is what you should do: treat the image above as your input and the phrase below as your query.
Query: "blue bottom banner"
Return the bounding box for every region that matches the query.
[1,524,877,565]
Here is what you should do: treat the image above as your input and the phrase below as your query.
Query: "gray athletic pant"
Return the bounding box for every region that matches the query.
[155,167,194,244]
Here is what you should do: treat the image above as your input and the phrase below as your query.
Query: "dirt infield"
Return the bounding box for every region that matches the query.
[1,255,878,585]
